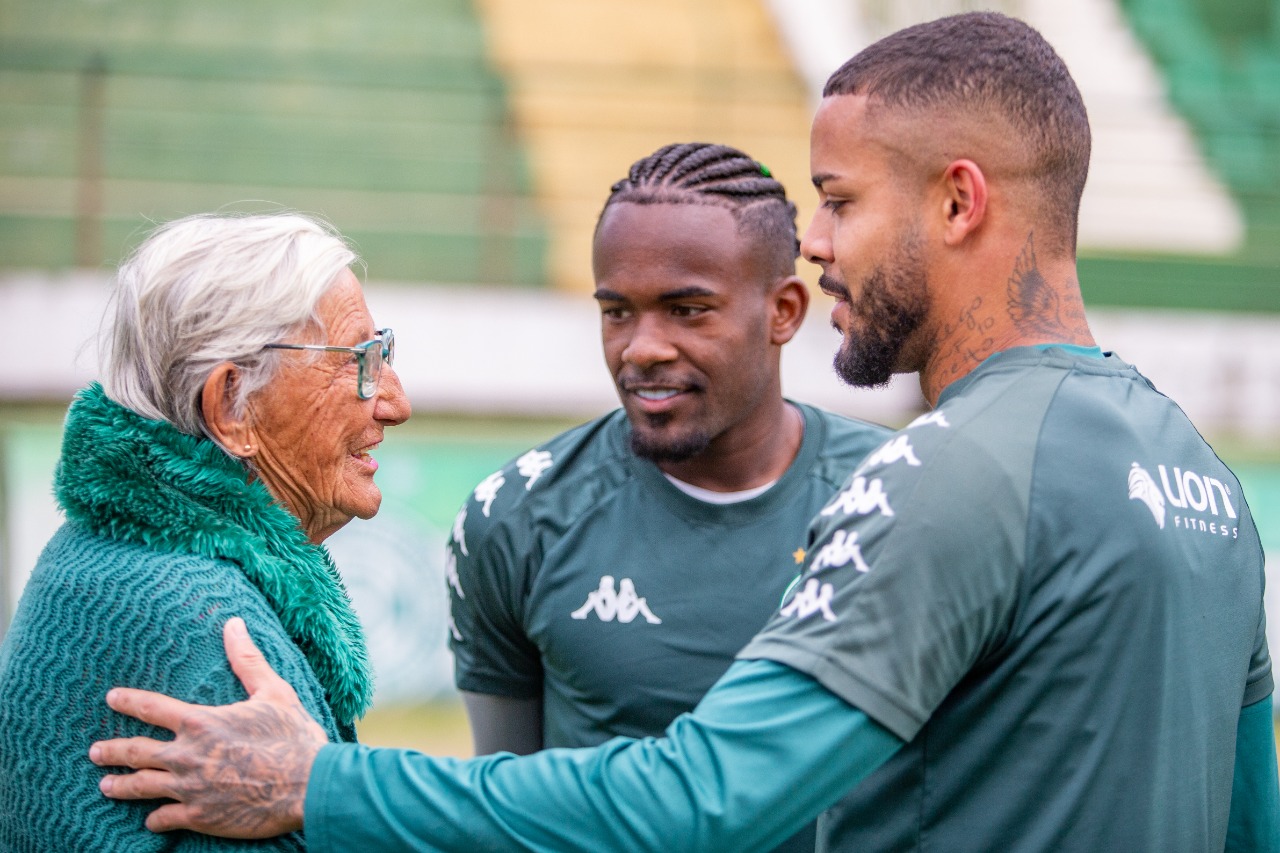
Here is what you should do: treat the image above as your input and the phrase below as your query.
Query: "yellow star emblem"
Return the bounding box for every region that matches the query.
[792,547,806,565]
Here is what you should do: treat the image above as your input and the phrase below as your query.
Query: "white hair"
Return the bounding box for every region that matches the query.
[102,212,359,438]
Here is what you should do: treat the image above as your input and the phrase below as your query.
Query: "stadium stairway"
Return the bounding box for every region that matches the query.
[471,0,816,293]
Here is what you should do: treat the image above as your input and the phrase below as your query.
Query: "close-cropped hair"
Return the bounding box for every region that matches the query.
[102,211,358,440]
[599,142,800,279]
[825,12,1091,253]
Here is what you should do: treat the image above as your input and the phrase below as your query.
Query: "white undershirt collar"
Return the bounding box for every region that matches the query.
[662,473,778,504]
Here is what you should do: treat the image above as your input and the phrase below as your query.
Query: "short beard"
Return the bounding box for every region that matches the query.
[833,244,929,389]
[629,416,712,463]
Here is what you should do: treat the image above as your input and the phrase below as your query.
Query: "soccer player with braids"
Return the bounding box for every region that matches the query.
[443,141,887,853]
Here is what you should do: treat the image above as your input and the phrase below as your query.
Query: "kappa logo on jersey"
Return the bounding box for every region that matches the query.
[1129,460,1239,539]
[571,575,662,624]
[811,529,872,574]
[779,577,837,622]
[474,470,506,517]
[444,547,465,599]
[1128,463,1166,529]
[860,435,922,472]
[821,476,894,518]
[451,505,469,556]
[907,410,950,430]
[517,449,554,490]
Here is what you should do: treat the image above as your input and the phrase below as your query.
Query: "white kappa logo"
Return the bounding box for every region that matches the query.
[444,547,465,599]
[860,435,922,472]
[517,449,554,490]
[811,529,872,574]
[571,576,663,624]
[1128,462,1166,529]
[907,410,950,430]
[821,476,894,518]
[451,505,469,556]
[779,578,837,622]
[474,470,506,517]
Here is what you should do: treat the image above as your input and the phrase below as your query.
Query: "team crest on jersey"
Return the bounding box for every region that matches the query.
[779,578,837,622]
[571,576,662,624]
[821,476,894,518]
[517,449,554,490]
[1129,460,1239,539]
[474,470,506,517]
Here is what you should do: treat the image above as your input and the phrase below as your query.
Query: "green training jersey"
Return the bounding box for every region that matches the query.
[740,347,1272,852]
[448,402,889,748]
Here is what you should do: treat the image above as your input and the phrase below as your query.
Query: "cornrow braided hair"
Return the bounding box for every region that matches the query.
[599,142,801,275]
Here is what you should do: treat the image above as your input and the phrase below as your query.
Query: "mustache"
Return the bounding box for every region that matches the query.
[617,371,703,393]
[818,274,850,301]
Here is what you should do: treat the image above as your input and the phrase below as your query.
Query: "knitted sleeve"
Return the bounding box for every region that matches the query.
[0,524,347,852]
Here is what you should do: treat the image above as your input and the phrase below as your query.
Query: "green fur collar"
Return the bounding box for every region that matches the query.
[55,383,373,724]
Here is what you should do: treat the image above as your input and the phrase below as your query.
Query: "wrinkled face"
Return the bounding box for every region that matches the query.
[802,94,931,388]
[593,202,781,463]
[249,269,411,542]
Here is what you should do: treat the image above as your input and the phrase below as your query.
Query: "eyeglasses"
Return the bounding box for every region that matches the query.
[263,328,395,400]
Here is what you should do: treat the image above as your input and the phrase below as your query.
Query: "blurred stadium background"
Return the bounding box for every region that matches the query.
[1,0,1278,752]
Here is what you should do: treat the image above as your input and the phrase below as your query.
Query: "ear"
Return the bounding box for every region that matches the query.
[940,158,987,246]
[768,275,810,346]
[200,362,254,458]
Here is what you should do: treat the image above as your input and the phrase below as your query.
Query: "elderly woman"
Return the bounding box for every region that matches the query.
[0,212,410,850]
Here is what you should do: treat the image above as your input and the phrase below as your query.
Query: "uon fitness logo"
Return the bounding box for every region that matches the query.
[1128,461,1238,539]
[1128,463,1166,528]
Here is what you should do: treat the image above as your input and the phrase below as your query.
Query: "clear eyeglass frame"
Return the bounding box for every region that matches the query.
[262,328,394,400]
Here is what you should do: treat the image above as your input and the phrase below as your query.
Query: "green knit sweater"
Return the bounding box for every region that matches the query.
[0,384,373,851]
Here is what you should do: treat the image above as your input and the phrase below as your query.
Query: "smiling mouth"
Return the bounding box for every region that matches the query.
[634,388,681,401]
[353,442,381,462]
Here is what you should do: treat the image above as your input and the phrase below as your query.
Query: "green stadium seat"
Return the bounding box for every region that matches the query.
[0,0,548,285]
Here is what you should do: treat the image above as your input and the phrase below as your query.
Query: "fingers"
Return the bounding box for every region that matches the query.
[97,767,177,801]
[89,734,173,773]
[223,617,299,702]
[145,803,199,834]
[103,687,194,733]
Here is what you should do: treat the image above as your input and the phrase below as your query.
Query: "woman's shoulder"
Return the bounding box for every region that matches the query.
[37,519,258,591]
[13,521,341,729]
[0,526,322,852]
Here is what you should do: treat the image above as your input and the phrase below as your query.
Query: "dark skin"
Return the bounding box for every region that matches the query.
[593,201,809,491]
[464,200,815,757]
